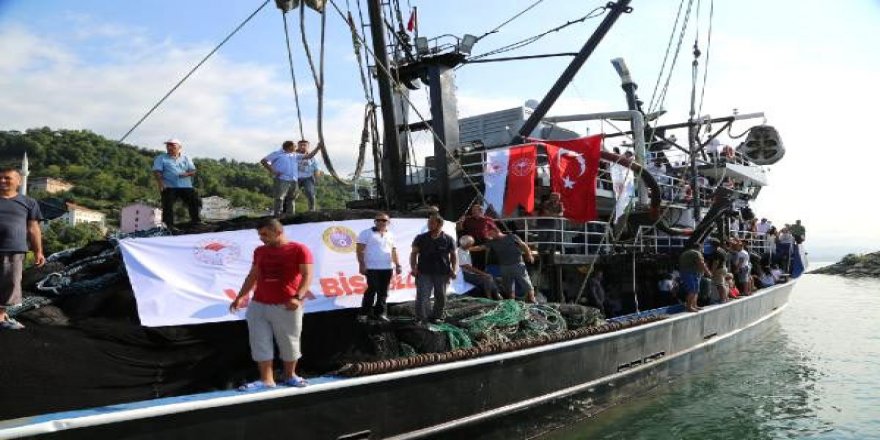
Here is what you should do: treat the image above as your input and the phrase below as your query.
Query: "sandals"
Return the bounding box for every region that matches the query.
[283,376,309,388]
[237,381,276,392]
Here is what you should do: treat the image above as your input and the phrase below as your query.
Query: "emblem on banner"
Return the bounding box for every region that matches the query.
[509,157,534,177]
[193,239,241,266]
[322,226,357,253]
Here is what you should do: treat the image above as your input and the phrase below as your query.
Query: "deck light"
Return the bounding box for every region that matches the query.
[459,34,477,55]
[415,37,429,55]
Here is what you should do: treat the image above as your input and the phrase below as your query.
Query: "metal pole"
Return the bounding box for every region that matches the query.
[367,0,404,209]
[514,0,632,143]
[688,43,702,222]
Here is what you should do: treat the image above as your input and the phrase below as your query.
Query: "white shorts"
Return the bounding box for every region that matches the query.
[245,300,304,362]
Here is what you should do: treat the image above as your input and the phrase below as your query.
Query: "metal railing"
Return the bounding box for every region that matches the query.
[632,226,688,253]
[499,216,612,256]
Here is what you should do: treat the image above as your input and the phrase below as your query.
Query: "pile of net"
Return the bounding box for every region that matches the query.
[333,297,610,376]
[389,297,605,351]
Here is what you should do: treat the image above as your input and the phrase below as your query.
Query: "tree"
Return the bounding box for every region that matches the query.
[41,221,105,255]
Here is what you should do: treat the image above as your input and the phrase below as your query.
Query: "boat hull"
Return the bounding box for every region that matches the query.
[2,281,795,440]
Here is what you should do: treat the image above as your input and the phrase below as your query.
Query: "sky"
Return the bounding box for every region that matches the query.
[0,0,878,259]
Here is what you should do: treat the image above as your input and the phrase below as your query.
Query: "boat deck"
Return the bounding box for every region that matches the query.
[0,281,796,440]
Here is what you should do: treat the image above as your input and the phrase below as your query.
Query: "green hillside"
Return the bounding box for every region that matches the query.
[0,128,357,224]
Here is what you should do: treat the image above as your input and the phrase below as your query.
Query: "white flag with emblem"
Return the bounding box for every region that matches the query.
[482,148,510,216]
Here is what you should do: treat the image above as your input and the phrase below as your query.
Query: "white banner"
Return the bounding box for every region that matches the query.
[610,163,635,223]
[483,149,510,216]
[120,219,468,327]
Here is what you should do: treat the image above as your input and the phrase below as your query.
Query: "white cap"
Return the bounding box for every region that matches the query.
[165,138,182,145]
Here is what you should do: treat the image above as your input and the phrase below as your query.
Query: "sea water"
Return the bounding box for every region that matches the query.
[468,266,880,439]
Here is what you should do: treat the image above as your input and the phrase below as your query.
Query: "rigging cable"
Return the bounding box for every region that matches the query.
[327,0,496,211]
[646,0,687,113]
[696,0,714,118]
[474,0,547,43]
[468,6,608,63]
[296,2,351,185]
[648,0,696,115]
[116,0,271,145]
[282,11,307,140]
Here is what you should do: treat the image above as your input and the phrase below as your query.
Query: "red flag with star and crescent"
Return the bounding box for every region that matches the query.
[502,144,538,216]
[544,135,603,222]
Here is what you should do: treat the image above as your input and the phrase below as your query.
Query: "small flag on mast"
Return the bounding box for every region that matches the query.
[407,7,417,33]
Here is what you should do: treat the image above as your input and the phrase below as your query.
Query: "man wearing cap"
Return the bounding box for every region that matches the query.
[0,167,44,330]
[153,139,200,228]
[261,140,319,217]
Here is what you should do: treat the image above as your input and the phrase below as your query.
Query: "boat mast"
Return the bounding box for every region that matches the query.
[366,0,407,210]
[514,0,633,143]
[687,36,702,222]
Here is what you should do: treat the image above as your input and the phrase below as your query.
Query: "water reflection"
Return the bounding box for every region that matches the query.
[429,274,880,439]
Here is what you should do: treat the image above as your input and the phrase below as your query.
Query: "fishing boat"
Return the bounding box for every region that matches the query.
[0,0,805,438]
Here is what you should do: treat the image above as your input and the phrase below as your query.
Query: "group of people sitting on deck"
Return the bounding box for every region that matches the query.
[673,235,790,312]
[455,204,538,304]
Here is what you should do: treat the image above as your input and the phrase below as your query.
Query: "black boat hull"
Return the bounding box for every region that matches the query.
[3,281,794,440]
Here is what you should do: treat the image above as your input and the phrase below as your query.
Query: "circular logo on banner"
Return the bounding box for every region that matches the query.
[484,161,503,176]
[322,226,357,253]
[193,239,241,266]
[509,158,534,177]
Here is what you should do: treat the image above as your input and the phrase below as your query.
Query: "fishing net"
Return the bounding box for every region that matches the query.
[548,303,605,329]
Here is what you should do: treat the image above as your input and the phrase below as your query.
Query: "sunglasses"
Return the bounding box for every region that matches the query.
[375,219,389,222]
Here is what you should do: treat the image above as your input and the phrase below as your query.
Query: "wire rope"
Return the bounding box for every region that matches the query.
[468,6,607,63]
[116,0,271,145]
[282,11,306,140]
[474,0,547,43]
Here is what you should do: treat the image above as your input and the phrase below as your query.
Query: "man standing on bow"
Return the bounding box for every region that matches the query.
[295,140,320,212]
[410,214,457,324]
[261,140,319,217]
[356,212,402,322]
[230,218,313,390]
[0,167,44,330]
[153,139,200,228]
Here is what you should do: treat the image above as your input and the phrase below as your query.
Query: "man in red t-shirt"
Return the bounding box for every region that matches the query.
[230,218,313,390]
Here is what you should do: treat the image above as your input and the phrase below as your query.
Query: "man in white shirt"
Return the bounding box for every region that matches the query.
[356,213,402,322]
[456,235,500,300]
[756,218,771,234]
[261,140,319,217]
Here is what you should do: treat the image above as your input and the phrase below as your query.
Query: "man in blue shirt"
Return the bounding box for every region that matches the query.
[261,140,319,217]
[295,140,320,212]
[0,167,44,330]
[152,139,200,228]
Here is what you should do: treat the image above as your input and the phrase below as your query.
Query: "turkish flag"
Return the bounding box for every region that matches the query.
[502,144,537,216]
[544,135,603,222]
[407,8,417,32]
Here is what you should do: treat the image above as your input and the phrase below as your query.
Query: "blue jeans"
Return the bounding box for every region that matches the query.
[272,178,298,217]
[297,176,317,211]
[415,273,449,322]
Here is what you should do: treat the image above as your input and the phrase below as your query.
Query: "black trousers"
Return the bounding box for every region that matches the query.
[361,269,393,316]
[161,188,201,227]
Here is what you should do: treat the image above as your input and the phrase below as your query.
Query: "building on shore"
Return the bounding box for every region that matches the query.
[200,196,258,221]
[60,202,107,230]
[28,177,75,195]
[120,202,163,233]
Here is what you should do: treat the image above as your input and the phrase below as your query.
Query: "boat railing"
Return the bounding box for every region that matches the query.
[498,216,612,256]
[632,225,688,253]
[728,229,772,254]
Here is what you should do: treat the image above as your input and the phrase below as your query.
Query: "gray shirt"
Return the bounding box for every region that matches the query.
[0,195,42,253]
[484,234,526,266]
